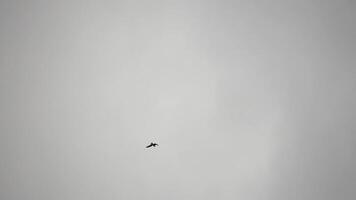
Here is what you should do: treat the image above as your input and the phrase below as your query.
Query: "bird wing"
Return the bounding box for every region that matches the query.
[146,144,153,148]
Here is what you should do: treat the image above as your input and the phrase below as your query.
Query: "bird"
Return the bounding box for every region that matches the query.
[146,142,158,148]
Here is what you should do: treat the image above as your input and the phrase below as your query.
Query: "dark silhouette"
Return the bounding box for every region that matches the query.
[146,142,158,148]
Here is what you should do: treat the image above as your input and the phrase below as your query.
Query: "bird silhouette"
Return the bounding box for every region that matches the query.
[146,142,158,148]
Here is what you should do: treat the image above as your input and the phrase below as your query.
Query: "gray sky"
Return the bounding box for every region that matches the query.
[1,1,355,200]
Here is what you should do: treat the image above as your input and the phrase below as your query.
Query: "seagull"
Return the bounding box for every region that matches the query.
[146,142,158,148]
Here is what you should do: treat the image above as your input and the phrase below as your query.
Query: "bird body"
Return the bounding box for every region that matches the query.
[146,142,158,148]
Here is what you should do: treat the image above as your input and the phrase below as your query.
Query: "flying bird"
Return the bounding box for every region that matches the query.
[146,142,158,148]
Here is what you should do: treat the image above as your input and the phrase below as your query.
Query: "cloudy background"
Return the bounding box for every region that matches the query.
[0,0,355,199]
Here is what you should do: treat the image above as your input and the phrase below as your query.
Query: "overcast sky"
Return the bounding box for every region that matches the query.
[1,1,355,200]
